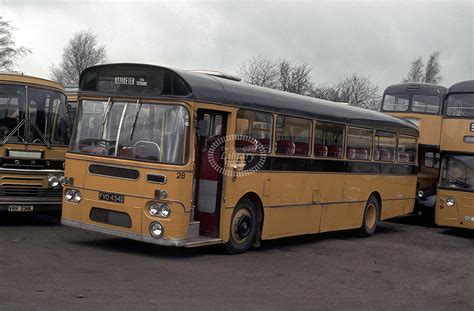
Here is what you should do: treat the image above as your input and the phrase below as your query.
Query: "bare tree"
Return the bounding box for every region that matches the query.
[310,84,340,102]
[0,17,30,70]
[424,51,442,84]
[50,30,106,85]
[403,57,424,83]
[336,74,379,110]
[402,51,442,84]
[239,56,313,95]
[238,56,279,89]
[278,59,313,95]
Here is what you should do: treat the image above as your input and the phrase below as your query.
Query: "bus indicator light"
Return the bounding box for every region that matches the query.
[470,123,474,132]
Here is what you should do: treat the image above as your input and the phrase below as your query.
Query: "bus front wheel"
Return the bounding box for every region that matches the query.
[225,199,257,254]
[359,195,380,237]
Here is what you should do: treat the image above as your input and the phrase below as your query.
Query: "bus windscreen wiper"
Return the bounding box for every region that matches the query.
[129,98,142,140]
[0,119,26,146]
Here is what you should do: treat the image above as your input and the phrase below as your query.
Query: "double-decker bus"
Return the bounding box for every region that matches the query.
[436,80,474,230]
[0,73,70,214]
[380,83,447,215]
[61,63,418,253]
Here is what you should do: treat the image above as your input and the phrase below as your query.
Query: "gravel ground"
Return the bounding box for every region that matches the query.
[0,213,473,310]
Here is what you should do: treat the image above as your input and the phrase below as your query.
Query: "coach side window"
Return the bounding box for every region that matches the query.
[314,121,344,158]
[374,130,396,162]
[235,109,273,153]
[346,127,374,161]
[397,135,417,163]
[275,115,312,156]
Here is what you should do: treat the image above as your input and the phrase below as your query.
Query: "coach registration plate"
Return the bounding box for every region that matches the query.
[8,205,34,212]
[99,191,125,203]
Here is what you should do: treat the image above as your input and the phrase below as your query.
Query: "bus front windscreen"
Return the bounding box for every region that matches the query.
[72,100,189,164]
[446,94,474,117]
[0,85,70,145]
[439,155,474,191]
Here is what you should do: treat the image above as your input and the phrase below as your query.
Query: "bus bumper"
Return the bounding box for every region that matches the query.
[61,218,187,247]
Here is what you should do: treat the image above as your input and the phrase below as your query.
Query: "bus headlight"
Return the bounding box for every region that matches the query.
[150,221,164,238]
[72,190,82,203]
[148,203,160,216]
[446,197,456,207]
[48,175,62,189]
[64,188,75,201]
[148,203,171,218]
[159,204,170,218]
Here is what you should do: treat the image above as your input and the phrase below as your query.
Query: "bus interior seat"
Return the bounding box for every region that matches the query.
[235,138,257,152]
[133,141,160,161]
[355,149,368,160]
[294,142,309,155]
[348,148,356,160]
[381,150,392,161]
[398,152,410,162]
[327,145,342,158]
[315,144,328,157]
[276,140,295,155]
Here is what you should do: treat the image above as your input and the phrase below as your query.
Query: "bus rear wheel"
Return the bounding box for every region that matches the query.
[359,195,380,237]
[225,199,257,254]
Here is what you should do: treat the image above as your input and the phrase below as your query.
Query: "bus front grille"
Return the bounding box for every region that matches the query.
[0,188,62,198]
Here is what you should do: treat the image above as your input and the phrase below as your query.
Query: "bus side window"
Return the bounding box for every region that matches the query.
[397,135,417,163]
[275,115,312,156]
[424,151,440,168]
[347,127,374,161]
[314,121,344,159]
[374,130,396,162]
[235,109,273,153]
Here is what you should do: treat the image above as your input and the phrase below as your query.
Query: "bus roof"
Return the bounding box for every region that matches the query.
[383,82,447,96]
[79,63,418,136]
[0,72,64,91]
[446,80,474,94]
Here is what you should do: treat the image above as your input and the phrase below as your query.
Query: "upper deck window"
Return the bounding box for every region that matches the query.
[72,100,189,165]
[446,94,474,117]
[412,95,440,114]
[382,94,409,112]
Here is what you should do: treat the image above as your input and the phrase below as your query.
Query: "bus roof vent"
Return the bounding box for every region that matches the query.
[190,70,241,82]
[406,84,420,91]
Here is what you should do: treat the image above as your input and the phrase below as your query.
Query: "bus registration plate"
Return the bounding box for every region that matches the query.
[8,205,34,212]
[99,191,125,203]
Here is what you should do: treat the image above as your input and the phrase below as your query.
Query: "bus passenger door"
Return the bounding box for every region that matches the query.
[194,110,227,237]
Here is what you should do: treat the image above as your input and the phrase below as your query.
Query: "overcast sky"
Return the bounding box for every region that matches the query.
[1,0,472,91]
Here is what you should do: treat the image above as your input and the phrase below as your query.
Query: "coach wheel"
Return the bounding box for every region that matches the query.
[359,195,379,237]
[225,198,257,254]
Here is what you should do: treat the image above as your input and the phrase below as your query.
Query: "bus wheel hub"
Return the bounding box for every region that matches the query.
[237,215,252,238]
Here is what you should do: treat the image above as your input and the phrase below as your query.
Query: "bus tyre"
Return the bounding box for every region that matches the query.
[359,196,380,238]
[225,199,257,254]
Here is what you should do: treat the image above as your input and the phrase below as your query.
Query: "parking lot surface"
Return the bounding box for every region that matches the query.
[0,214,473,310]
